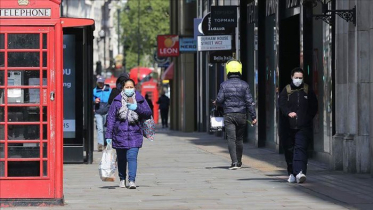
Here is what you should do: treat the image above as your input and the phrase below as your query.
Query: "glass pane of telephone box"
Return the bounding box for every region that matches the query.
[8,161,40,177]
[8,52,39,67]
[7,70,47,87]
[0,52,4,67]
[0,143,4,158]
[8,107,40,122]
[0,70,4,86]
[0,161,4,177]
[8,124,40,140]
[0,125,4,140]
[0,34,4,49]
[7,88,40,104]
[8,34,40,49]
[0,106,4,122]
[8,143,40,158]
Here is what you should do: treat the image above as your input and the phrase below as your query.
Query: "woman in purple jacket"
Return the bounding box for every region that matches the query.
[105,79,152,189]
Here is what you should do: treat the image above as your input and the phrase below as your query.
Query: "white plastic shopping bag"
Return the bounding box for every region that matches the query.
[98,143,116,182]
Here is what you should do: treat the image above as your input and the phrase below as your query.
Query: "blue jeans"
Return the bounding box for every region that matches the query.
[116,148,139,182]
[95,114,106,145]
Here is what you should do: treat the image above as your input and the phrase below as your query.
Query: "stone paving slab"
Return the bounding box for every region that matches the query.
[4,128,373,210]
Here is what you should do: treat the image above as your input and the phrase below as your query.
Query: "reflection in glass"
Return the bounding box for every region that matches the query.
[8,107,40,122]
[43,143,47,158]
[8,143,40,158]
[43,106,47,122]
[7,88,40,104]
[43,34,47,49]
[0,89,3,105]
[8,52,39,67]
[0,34,4,49]
[0,71,4,85]
[43,124,47,140]
[0,106,4,122]
[0,143,4,158]
[43,52,47,67]
[0,161,4,177]
[0,125,4,140]
[8,34,39,49]
[8,161,40,177]
[8,124,40,140]
[43,71,47,86]
[0,52,4,67]
[43,161,47,176]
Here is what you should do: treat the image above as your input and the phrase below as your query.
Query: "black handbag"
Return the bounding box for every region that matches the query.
[95,102,110,115]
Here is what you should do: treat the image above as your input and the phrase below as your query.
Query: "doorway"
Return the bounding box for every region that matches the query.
[279,15,300,90]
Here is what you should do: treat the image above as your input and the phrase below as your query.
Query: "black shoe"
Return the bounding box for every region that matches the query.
[229,163,239,170]
[237,162,242,169]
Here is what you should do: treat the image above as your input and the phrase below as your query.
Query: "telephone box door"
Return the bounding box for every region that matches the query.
[0,27,58,198]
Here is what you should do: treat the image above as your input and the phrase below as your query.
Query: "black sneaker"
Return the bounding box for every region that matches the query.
[229,163,239,170]
[237,162,242,169]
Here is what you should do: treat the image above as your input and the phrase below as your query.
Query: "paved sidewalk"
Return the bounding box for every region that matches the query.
[7,128,373,210]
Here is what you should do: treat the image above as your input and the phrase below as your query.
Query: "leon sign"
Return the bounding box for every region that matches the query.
[157,35,179,57]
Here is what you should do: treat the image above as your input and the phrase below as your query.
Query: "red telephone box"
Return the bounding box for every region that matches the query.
[141,81,159,123]
[0,0,93,205]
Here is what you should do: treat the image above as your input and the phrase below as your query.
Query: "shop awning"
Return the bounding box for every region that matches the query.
[161,62,174,80]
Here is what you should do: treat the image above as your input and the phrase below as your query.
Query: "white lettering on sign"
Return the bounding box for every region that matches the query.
[197,35,232,51]
[0,9,51,17]
[247,1,256,24]
[287,0,299,9]
[160,48,178,54]
[266,0,277,16]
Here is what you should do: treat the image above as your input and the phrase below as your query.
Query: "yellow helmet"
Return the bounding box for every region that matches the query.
[225,60,242,75]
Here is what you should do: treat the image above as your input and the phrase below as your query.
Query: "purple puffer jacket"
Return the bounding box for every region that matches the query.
[105,91,152,149]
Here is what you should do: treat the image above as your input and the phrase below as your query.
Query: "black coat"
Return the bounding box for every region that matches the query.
[278,82,318,129]
[216,75,256,120]
[157,95,170,110]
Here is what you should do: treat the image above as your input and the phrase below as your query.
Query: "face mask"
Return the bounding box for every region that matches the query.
[124,88,135,97]
[292,78,303,87]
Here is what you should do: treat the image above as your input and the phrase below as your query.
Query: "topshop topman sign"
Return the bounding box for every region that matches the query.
[211,6,237,27]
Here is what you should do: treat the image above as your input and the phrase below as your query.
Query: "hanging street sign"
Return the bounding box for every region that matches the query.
[209,50,234,63]
[198,13,235,35]
[157,35,179,57]
[179,37,197,53]
[197,35,232,51]
[211,6,237,27]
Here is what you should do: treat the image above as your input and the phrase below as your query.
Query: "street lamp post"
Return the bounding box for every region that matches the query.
[99,29,106,74]
[137,0,140,84]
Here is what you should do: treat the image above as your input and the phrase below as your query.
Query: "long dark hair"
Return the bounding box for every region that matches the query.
[121,78,136,89]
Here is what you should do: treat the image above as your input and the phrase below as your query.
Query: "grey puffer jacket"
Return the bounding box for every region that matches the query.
[216,75,256,120]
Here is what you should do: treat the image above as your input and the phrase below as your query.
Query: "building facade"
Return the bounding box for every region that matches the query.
[170,0,373,175]
[61,0,121,74]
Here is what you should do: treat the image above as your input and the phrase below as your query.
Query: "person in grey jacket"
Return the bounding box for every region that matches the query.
[214,59,257,170]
